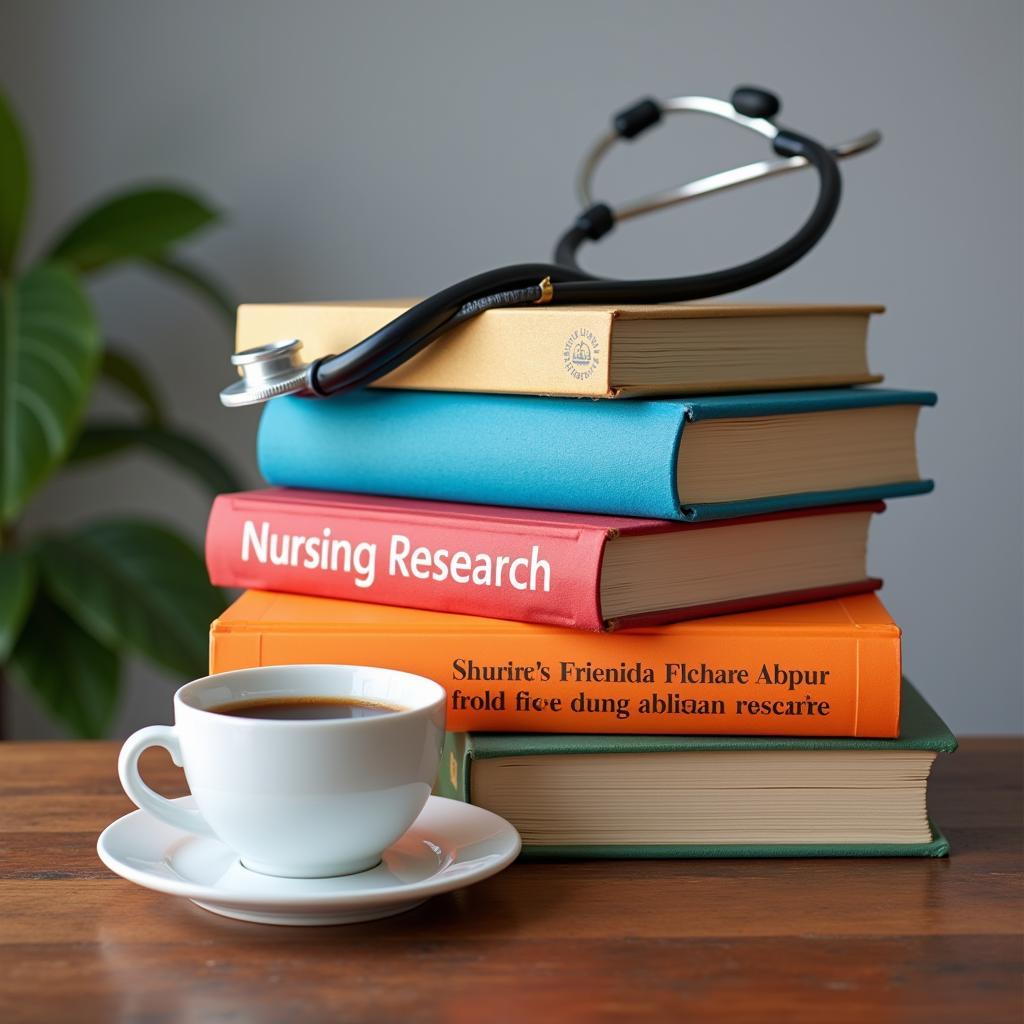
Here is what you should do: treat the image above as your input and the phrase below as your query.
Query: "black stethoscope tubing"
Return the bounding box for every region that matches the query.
[308,132,837,396]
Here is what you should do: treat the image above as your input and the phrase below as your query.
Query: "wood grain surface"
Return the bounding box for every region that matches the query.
[0,739,1020,1024]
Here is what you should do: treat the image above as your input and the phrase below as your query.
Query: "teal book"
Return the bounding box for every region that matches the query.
[258,387,936,521]
[437,679,956,859]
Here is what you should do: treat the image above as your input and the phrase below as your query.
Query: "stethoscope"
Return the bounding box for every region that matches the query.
[221,86,880,408]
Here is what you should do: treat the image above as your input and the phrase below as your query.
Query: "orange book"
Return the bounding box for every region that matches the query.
[211,593,901,737]
[209,591,902,737]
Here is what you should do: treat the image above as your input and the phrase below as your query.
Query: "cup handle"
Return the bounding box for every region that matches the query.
[118,725,216,838]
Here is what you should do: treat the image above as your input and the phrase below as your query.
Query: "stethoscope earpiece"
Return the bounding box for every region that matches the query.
[730,86,781,120]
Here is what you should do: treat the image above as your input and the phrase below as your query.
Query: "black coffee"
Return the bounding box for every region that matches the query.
[211,696,406,720]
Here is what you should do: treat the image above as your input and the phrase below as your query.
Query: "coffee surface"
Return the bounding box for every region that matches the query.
[211,696,405,720]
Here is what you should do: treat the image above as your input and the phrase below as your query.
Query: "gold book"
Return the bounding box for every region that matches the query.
[236,300,884,398]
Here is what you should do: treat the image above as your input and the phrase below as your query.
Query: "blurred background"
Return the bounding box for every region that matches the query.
[1,0,1020,737]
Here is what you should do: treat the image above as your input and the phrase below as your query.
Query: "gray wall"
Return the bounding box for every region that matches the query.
[2,0,1021,736]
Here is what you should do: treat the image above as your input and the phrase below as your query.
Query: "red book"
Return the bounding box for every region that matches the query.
[205,489,883,632]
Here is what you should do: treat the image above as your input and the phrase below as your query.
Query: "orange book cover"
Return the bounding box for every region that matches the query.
[209,591,902,737]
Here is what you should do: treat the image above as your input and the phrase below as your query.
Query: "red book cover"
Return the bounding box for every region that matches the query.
[205,489,883,632]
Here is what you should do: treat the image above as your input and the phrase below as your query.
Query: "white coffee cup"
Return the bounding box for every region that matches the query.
[118,664,446,878]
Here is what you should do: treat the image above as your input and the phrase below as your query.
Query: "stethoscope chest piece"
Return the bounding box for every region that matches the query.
[220,338,312,407]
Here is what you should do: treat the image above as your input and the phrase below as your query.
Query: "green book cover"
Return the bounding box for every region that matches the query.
[437,678,956,859]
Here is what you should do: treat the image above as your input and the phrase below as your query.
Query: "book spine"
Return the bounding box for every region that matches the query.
[257,392,687,519]
[210,616,902,737]
[205,494,609,630]
[436,732,472,802]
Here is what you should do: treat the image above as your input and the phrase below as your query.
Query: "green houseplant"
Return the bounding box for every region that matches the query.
[0,91,241,737]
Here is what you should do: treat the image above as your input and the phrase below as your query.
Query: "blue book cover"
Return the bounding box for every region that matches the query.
[257,388,936,521]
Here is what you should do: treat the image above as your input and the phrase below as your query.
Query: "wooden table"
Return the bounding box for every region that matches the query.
[0,739,1020,1023]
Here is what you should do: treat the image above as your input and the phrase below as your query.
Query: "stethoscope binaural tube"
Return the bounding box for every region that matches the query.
[220,86,878,407]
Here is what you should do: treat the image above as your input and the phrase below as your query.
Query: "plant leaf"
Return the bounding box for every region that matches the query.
[0,546,36,661]
[99,347,163,424]
[47,188,218,274]
[0,91,30,276]
[0,265,101,524]
[10,591,119,738]
[38,520,225,679]
[145,253,235,324]
[68,422,243,494]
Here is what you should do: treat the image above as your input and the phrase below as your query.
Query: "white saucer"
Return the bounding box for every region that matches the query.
[97,795,520,926]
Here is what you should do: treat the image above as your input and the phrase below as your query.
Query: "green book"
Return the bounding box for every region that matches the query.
[438,678,956,859]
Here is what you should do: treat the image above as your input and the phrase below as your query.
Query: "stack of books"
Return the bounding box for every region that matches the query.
[206,300,956,858]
